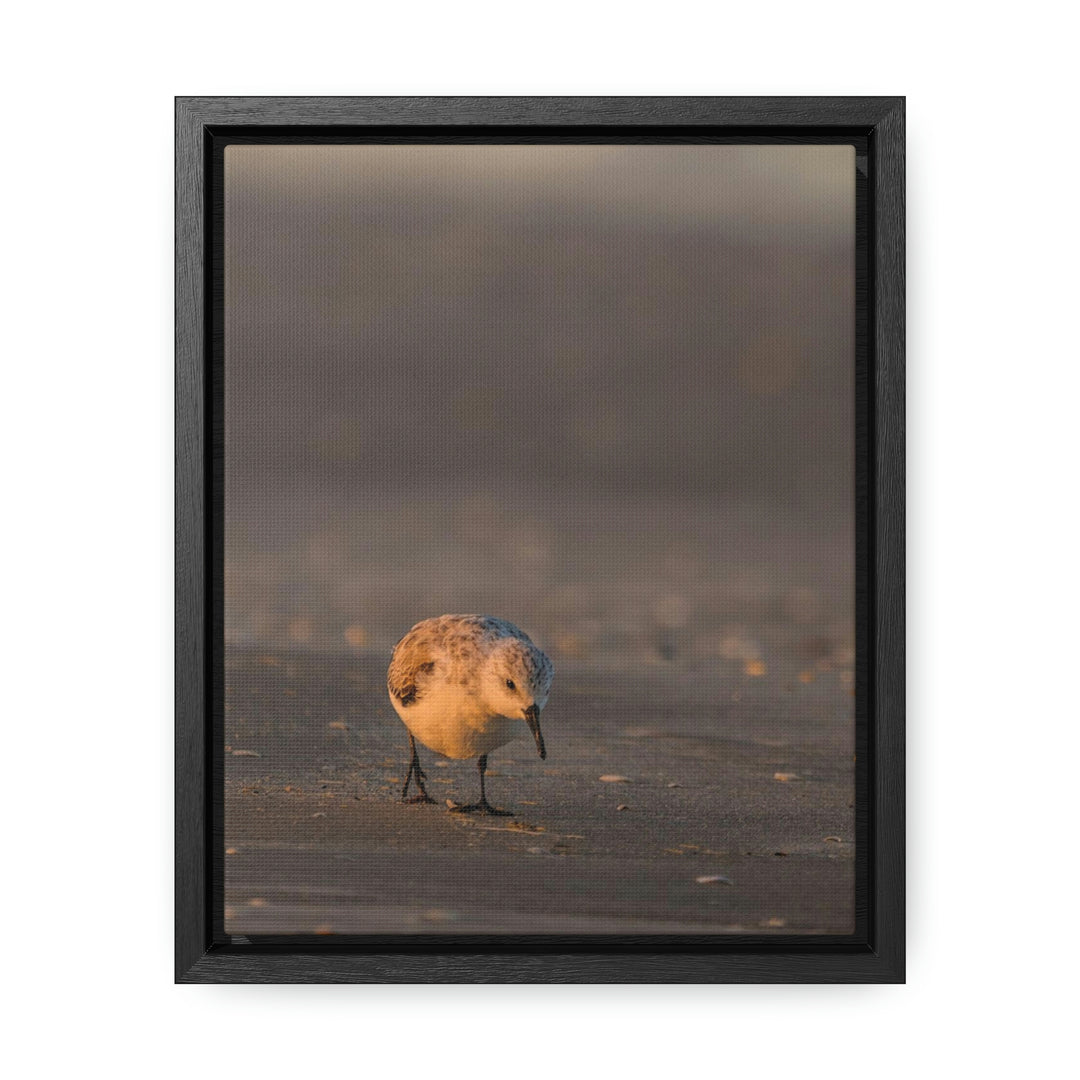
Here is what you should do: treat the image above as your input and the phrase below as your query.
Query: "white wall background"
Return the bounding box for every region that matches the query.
[2,2,1075,1076]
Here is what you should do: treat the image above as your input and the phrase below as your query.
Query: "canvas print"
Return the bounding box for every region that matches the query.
[223,143,855,935]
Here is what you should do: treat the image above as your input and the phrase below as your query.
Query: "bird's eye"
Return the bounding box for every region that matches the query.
[506,679,516,690]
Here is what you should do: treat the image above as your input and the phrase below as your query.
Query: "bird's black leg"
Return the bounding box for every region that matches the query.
[449,754,513,816]
[401,734,436,805]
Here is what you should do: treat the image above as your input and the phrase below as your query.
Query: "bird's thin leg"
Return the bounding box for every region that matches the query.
[401,734,436,805]
[478,754,513,815]
[449,754,512,815]
[478,754,490,805]
[401,742,414,799]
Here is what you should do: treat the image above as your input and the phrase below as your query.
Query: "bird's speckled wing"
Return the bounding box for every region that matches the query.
[387,630,436,707]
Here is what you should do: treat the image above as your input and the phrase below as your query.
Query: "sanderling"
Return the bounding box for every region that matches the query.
[387,614,554,815]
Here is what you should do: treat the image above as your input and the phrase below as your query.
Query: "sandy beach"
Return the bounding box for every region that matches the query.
[224,647,855,936]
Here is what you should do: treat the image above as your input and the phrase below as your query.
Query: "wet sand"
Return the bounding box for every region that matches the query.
[224,648,854,936]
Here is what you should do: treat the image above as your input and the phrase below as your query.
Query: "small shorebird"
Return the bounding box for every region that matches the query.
[387,615,554,815]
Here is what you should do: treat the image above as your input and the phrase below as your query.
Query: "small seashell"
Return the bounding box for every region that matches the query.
[616,804,629,811]
[773,772,798,782]
[696,874,733,885]
[599,774,630,783]
[824,836,844,843]
[232,749,261,757]
[422,909,458,922]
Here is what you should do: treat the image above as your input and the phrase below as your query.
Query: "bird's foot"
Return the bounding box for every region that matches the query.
[448,800,513,816]
[402,792,437,805]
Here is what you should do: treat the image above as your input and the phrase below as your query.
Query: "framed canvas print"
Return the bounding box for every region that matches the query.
[176,96,904,983]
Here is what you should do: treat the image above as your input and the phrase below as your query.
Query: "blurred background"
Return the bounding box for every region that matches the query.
[224,144,854,683]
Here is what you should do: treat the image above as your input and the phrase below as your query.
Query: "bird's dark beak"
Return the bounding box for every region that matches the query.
[524,704,546,760]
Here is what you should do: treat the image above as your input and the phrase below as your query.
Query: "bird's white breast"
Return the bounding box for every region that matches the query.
[390,683,522,760]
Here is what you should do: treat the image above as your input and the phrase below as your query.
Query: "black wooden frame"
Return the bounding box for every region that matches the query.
[176,96,904,983]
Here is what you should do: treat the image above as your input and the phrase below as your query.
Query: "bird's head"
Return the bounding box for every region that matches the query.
[483,637,554,759]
